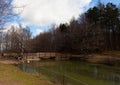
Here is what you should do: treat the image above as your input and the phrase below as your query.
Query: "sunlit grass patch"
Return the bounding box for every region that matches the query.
[0,63,54,85]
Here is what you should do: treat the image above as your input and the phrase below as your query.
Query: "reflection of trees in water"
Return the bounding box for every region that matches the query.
[17,61,120,85]
[93,66,120,83]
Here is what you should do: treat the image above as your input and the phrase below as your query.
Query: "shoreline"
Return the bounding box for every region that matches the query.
[0,59,20,64]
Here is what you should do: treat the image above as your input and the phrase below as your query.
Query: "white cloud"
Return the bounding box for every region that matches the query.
[13,0,92,26]
[2,23,20,33]
[2,22,28,33]
[36,29,44,35]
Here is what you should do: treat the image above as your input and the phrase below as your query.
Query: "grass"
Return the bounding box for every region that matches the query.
[0,63,54,85]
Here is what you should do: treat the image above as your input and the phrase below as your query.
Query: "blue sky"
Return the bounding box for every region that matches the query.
[101,0,120,5]
[12,0,120,37]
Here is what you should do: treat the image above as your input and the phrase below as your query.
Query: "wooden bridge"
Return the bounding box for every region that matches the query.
[23,52,68,61]
[1,52,85,62]
[22,52,85,62]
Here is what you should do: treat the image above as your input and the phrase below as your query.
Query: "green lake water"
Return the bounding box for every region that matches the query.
[17,60,120,85]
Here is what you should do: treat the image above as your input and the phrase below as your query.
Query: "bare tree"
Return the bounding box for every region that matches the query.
[3,25,31,57]
[0,0,14,28]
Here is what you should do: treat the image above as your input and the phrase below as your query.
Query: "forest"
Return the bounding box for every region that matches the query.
[1,2,120,55]
[29,2,120,54]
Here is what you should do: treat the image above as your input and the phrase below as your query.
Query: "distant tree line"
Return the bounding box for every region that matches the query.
[29,2,120,54]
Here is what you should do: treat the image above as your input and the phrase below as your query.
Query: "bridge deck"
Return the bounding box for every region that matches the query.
[23,52,84,61]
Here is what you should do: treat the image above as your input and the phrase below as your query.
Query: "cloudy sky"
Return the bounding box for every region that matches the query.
[12,0,120,36]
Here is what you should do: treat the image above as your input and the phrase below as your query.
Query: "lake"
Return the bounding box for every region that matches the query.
[17,60,120,85]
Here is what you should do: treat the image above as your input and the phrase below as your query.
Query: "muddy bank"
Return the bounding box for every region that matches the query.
[87,54,120,66]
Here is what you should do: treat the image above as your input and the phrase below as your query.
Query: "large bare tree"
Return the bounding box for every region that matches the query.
[3,25,31,57]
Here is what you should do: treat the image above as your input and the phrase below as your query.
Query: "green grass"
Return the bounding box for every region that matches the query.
[0,63,54,85]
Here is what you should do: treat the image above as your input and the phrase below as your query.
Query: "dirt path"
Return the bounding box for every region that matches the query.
[0,80,22,85]
[0,59,20,64]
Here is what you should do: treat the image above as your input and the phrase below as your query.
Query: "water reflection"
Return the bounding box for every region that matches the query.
[18,63,37,73]
[93,67,98,78]
[92,66,120,85]
[17,61,120,85]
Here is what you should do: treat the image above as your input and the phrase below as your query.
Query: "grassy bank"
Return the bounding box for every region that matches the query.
[86,51,120,65]
[0,63,54,85]
[102,51,120,56]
